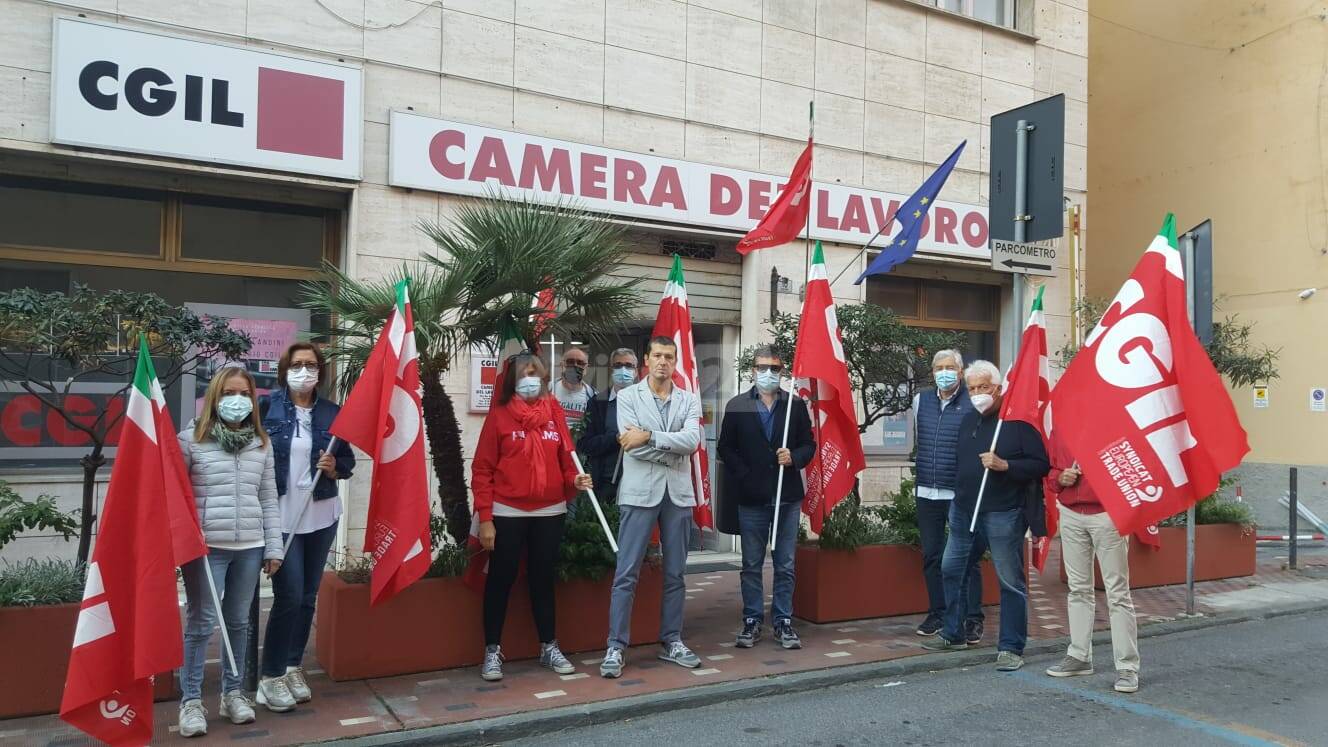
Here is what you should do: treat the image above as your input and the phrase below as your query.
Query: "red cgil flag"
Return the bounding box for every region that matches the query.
[61,339,206,746]
[736,140,813,254]
[1050,214,1249,538]
[651,254,714,528]
[331,279,432,605]
[794,242,866,532]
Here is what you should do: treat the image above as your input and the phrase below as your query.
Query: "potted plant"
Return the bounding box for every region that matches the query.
[315,501,662,681]
[1062,485,1258,590]
[793,481,999,624]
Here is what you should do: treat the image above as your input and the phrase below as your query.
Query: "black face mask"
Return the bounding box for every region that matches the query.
[563,367,584,384]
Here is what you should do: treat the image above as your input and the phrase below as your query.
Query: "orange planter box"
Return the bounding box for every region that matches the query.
[1058,523,1256,589]
[792,544,1000,624]
[315,566,664,681]
[0,603,177,719]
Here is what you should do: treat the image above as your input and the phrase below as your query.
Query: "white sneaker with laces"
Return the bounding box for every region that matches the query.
[540,641,576,675]
[284,666,312,703]
[256,675,297,712]
[219,690,256,725]
[178,699,208,737]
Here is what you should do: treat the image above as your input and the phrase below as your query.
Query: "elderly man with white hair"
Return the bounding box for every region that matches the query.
[911,349,986,641]
[923,360,1048,672]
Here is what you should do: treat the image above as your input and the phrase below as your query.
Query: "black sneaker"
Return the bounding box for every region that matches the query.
[773,619,802,650]
[964,619,984,645]
[916,614,943,636]
[735,618,762,648]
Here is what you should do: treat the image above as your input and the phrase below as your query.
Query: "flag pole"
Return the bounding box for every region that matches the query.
[201,559,241,682]
[282,436,340,557]
[570,452,618,553]
[828,221,892,288]
[773,101,814,553]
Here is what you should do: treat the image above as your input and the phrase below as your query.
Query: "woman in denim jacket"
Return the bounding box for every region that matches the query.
[256,343,355,712]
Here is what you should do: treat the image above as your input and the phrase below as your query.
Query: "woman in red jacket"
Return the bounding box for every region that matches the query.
[472,352,592,682]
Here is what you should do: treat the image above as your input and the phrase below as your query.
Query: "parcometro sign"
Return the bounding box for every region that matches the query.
[389,112,991,259]
[50,18,363,180]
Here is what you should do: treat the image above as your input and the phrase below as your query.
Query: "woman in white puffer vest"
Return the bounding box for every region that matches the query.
[174,365,283,739]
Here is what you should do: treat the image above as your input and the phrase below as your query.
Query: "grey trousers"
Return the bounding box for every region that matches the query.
[607,498,692,650]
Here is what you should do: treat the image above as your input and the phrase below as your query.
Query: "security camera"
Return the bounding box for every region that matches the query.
[1299,288,1318,300]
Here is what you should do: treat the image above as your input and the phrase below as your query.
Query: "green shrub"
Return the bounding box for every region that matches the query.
[334,552,373,584]
[557,497,621,582]
[876,479,922,547]
[0,481,79,549]
[0,558,85,607]
[428,539,469,578]
[814,479,929,550]
[1159,477,1256,532]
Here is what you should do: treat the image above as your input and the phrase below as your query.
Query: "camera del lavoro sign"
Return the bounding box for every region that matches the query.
[50,18,363,180]
[389,112,991,259]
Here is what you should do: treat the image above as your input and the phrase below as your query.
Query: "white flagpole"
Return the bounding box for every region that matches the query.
[282,436,339,557]
[201,559,240,681]
[571,452,618,553]
[968,420,1004,532]
[769,381,797,552]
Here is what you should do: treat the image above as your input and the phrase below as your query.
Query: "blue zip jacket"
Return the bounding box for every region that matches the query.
[914,386,973,492]
[260,388,355,500]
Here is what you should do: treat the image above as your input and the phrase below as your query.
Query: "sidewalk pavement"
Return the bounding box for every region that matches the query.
[3,544,1326,747]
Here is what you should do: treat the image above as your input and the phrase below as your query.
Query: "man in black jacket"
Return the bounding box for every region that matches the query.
[924,360,1049,673]
[717,346,815,650]
[576,347,639,503]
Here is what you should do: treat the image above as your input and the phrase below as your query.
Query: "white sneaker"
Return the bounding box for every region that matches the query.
[284,667,312,703]
[256,675,296,712]
[219,690,255,725]
[178,699,208,737]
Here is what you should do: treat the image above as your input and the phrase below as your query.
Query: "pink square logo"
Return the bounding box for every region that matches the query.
[256,67,344,160]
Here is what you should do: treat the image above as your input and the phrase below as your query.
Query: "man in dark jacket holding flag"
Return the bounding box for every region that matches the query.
[924,360,1048,672]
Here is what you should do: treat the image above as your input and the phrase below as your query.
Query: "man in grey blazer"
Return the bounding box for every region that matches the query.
[600,336,704,678]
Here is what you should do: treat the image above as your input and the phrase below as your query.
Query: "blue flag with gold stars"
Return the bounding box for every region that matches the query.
[854,141,966,284]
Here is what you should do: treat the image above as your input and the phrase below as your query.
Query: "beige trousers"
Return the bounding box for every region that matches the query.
[1059,506,1140,673]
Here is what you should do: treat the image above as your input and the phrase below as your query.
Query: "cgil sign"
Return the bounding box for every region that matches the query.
[50,18,363,180]
[389,112,990,259]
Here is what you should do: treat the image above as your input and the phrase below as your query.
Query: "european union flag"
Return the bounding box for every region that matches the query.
[854,141,966,284]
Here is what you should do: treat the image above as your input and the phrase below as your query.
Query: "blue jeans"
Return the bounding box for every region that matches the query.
[180,547,264,702]
[738,502,800,624]
[941,506,1028,654]
[261,521,338,678]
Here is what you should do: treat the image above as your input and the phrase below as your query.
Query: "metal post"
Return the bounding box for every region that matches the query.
[1013,119,1030,243]
[1290,467,1299,570]
[1180,230,1198,616]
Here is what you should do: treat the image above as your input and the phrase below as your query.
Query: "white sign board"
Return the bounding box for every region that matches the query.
[989,239,1057,276]
[469,343,500,413]
[51,18,363,180]
[388,112,992,259]
[1311,387,1326,412]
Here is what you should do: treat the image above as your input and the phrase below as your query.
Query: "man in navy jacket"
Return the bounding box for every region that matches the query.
[925,360,1049,673]
[577,348,639,503]
[717,346,815,650]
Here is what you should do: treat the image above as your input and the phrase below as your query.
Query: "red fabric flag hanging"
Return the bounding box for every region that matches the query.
[794,242,866,532]
[650,254,714,528]
[331,279,432,606]
[1050,214,1249,538]
[61,339,204,746]
[736,140,813,254]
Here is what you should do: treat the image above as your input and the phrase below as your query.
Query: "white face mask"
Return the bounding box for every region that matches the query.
[970,393,995,414]
[288,367,319,393]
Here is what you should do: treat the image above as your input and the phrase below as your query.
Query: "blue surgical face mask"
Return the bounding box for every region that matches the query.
[217,394,253,424]
[755,370,782,393]
[934,369,959,390]
[515,376,542,400]
[612,367,636,387]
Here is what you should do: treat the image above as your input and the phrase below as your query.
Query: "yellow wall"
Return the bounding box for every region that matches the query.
[1088,0,1328,466]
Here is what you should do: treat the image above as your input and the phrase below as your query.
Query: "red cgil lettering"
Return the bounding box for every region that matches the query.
[1,395,42,447]
[469,136,516,186]
[47,395,95,447]
[580,153,608,199]
[613,159,648,204]
[709,174,742,216]
[518,144,573,194]
[428,129,465,180]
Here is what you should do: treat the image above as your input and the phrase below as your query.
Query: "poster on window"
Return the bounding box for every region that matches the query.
[470,344,500,413]
[183,304,309,418]
[862,383,913,456]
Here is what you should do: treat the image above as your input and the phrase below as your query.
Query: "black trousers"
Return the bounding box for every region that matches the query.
[483,514,566,646]
[916,497,986,621]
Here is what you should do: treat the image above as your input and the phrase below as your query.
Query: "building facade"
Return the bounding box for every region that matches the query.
[0,0,1089,560]
[1088,0,1322,529]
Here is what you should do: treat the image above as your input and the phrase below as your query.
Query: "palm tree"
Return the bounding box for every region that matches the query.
[302,195,641,546]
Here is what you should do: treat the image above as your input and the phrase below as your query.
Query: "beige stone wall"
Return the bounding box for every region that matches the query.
[0,0,1091,554]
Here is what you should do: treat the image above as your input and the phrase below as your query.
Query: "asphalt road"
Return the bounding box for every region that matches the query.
[503,610,1327,747]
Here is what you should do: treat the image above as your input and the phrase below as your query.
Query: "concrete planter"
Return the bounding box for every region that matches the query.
[1058,523,1256,589]
[792,544,1000,624]
[315,566,664,681]
[0,602,176,719]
